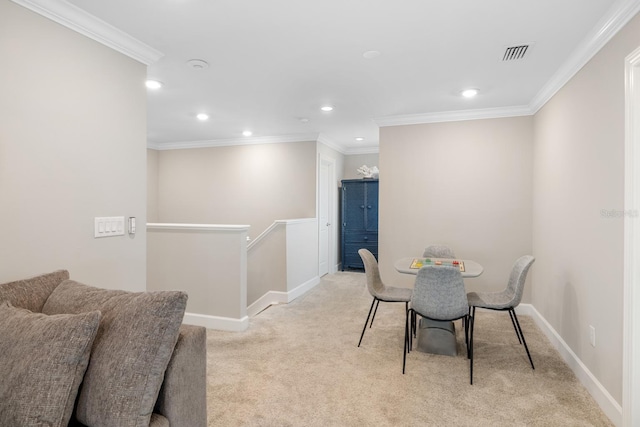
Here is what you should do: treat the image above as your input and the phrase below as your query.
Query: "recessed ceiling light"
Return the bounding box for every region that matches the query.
[145,80,163,90]
[186,59,210,70]
[196,113,209,121]
[461,88,479,98]
[355,137,365,141]
[363,51,381,59]
[242,130,253,137]
[321,106,334,112]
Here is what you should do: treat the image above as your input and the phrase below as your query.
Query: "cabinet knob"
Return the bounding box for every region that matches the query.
[360,205,365,209]
[364,236,368,240]
[367,205,372,209]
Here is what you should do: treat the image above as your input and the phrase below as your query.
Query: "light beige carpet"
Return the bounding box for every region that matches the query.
[206,272,613,426]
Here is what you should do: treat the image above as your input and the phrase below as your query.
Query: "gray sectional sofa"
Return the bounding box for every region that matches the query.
[0,270,207,427]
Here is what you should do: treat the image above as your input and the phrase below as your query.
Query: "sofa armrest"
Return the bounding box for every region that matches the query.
[155,324,207,427]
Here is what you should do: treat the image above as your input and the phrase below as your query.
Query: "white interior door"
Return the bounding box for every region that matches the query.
[318,157,334,276]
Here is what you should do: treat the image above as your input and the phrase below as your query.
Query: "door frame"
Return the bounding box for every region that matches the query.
[623,44,640,427]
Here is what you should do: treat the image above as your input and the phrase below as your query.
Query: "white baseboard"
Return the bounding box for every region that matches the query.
[247,276,321,317]
[288,276,321,301]
[183,312,249,332]
[516,304,622,426]
[247,291,289,317]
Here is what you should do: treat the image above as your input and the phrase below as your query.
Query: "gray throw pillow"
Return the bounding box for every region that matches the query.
[0,302,101,427]
[42,280,187,427]
[0,270,69,312]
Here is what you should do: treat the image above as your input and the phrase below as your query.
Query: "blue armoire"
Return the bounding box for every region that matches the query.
[341,179,379,270]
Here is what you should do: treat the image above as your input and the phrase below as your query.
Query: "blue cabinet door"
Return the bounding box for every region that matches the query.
[364,180,378,232]
[341,179,379,270]
[342,181,365,230]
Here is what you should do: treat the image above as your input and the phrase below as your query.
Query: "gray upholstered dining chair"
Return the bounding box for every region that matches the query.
[403,265,474,384]
[466,255,536,369]
[358,249,413,347]
[422,245,456,259]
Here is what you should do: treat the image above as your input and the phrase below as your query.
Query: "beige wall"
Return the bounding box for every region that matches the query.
[0,2,147,290]
[343,153,380,180]
[532,12,640,406]
[247,225,287,306]
[378,117,534,295]
[147,149,159,223]
[155,141,317,238]
[147,225,248,321]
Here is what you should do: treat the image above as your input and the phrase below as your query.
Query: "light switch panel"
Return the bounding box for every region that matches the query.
[95,216,125,238]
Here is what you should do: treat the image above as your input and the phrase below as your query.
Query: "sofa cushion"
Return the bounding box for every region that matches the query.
[0,270,69,312]
[42,280,188,427]
[69,413,170,427]
[0,302,101,427]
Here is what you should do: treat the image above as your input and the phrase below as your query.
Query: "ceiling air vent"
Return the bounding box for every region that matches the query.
[502,44,530,61]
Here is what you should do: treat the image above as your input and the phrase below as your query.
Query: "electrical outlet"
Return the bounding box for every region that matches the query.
[589,325,596,347]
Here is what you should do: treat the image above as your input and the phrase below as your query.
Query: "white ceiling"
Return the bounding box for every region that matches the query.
[60,0,637,153]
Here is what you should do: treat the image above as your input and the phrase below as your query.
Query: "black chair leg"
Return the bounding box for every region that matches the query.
[511,309,535,370]
[358,298,377,347]
[403,308,411,374]
[370,299,381,328]
[405,302,412,353]
[469,307,475,384]
[410,310,417,352]
[464,313,469,358]
[508,309,523,344]
[412,311,417,339]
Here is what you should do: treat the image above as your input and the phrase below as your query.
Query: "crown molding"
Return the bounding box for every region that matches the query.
[317,133,348,155]
[375,105,533,128]
[146,141,163,151]
[529,0,640,113]
[316,133,379,155]
[150,132,378,155]
[11,0,163,65]
[343,146,380,155]
[149,133,320,151]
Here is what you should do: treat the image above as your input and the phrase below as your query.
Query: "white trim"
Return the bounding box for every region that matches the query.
[317,133,346,154]
[147,223,250,232]
[623,45,640,427]
[246,291,288,317]
[247,276,321,317]
[150,133,319,151]
[247,222,282,250]
[288,276,321,301]
[10,0,163,65]
[147,141,163,151]
[518,304,622,426]
[247,218,316,250]
[343,146,380,155]
[149,133,380,156]
[530,0,640,113]
[183,312,249,332]
[276,218,317,225]
[374,105,533,128]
